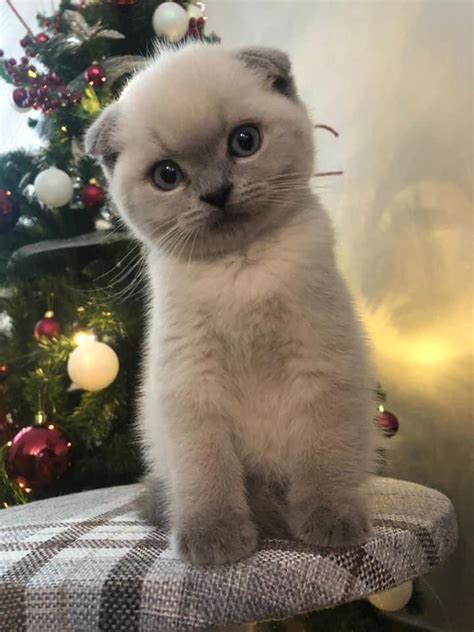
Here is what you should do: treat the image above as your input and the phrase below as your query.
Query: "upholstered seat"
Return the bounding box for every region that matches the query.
[0,477,457,631]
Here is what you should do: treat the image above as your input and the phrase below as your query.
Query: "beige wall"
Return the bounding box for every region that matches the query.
[207,1,473,629]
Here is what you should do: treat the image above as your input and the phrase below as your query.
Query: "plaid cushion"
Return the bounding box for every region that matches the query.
[0,477,457,631]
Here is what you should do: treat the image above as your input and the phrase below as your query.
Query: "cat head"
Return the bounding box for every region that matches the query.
[85,44,314,257]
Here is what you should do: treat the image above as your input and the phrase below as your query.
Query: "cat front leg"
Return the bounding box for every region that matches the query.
[169,411,257,565]
[287,387,373,548]
[158,365,257,565]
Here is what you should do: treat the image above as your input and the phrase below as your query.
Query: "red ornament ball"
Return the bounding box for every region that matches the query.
[0,411,20,443]
[12,87,30,108]
[6,425,71,489]
[0,189,19,233]
[377,410,399,438]
[82,183,105,208]
[35,32,49,44]
[34,313,61,339]
[85,64,107,88]
[0,363,10,383]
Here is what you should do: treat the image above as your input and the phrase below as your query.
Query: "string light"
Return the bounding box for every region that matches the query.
[378,404,385,413]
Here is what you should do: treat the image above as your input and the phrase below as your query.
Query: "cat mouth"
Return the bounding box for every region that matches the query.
[208,209,250,232]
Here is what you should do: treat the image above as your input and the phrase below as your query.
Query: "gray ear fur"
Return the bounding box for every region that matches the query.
[84,103,121,169]
[235,47,297,99]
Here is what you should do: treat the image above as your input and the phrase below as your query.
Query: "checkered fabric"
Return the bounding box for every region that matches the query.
[0,477,457,632]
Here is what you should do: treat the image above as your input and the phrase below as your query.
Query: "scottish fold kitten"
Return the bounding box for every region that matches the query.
[85,44,375,565]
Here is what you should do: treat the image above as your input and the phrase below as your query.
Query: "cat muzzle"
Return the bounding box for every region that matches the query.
[200,183,233,210]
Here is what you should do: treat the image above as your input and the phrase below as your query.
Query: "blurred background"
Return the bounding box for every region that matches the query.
[0,1,472,630]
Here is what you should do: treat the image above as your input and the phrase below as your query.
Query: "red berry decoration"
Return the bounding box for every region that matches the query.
[196,16,205,32]
[82,183,105,208]
[0,190,19,233]
[34,311,61,340]
[35,32,49,44]
[7,423,71,490]
[85,64,107,88]
[188,18,198,38]
[377,409,399,438]
[12,87,30,109]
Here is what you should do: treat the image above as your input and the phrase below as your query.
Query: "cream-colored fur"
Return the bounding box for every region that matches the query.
[86,43,376,565]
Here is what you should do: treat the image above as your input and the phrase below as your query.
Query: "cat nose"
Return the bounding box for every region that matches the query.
[200,184,233,210]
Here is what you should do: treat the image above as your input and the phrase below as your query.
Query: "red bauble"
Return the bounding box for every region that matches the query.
[0,189,20,233]
[0,411,19,443]
[85,64,107,88]
[34,313,61,339]
[6,425,71,489]
[82,183,105,208]
[0,363,10,383]
[35,32,49,44]
[12,87,30,108]
[377,410,399,438]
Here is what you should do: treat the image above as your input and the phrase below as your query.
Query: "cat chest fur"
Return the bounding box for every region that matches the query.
[153,251,316,470]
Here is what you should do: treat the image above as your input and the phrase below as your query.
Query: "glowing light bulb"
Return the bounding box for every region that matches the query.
[73,331,96,346]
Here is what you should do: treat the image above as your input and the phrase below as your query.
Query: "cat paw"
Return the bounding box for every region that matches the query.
[289,495,370,548]
[173,511,258,565]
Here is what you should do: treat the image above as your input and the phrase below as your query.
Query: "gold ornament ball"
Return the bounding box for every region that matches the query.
[67,340,119,392]
[368,580,413,612]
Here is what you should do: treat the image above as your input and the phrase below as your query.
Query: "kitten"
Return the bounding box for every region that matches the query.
[85,43,375,565]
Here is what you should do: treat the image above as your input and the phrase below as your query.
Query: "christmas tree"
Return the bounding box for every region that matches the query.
[0,0,218,508]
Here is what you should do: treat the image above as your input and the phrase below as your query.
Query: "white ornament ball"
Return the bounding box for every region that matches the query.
[67,339,119,392]
[34,167,74,208]
[368,580,413,612]
[152,1,189,42]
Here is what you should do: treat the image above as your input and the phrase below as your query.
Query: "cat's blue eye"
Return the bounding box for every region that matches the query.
[151,160,183,191]
[229,125,261,157]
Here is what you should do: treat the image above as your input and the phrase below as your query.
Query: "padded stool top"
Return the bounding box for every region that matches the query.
[0,477,457,631]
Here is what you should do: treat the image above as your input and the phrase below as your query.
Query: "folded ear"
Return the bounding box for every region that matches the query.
[235,47,297,99]
[84,103,121,172]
